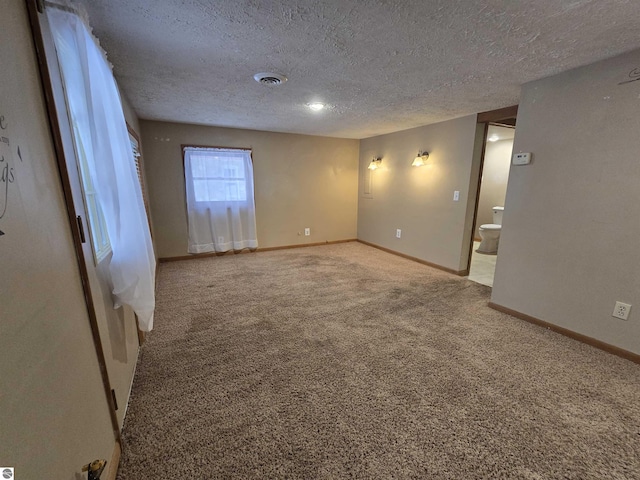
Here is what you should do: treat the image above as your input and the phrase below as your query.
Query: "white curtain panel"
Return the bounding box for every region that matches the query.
[48,6,156,331]
[184,147,258,253]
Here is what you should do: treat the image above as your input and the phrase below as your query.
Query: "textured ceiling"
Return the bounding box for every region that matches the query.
[82,0,640,139]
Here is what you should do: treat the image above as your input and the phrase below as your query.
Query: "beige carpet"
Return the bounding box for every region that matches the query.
[117,242,640,479]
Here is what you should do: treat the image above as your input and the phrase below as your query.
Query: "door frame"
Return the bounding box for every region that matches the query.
[465,105,518,275]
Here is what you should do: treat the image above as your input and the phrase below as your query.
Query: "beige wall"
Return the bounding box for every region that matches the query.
[357,115,480,272]
[0,1,115,477]
[492,49,640,354]
[476,135,513,235]
[140,120,360,258]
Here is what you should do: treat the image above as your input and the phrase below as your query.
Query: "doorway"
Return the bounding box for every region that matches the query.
[467,107,517,287]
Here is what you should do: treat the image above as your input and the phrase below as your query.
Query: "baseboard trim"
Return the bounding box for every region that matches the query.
[107,440,121,480]
[257,238,357,253]
[357,239,467,276]
[488,302,640,365]
[159,239,358,263]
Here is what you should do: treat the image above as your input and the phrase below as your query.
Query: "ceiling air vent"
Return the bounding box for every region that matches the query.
[254,72,287,86]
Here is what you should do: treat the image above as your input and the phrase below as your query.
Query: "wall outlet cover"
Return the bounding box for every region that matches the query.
[396,229,401,238]
[612,301,631,320]
[304,228,310,236]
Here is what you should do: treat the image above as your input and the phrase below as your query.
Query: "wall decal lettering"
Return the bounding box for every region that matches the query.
[618,67,640,85]
[0,112,22,237]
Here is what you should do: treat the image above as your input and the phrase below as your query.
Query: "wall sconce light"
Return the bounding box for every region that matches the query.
[412,151,429,167]
[368,157,382,170]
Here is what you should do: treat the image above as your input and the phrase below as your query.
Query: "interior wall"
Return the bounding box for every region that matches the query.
[476,135,513,236]
[0,1,115,477]
[140,120,360,258]
[492,48,640,354]
[357,115,479,273]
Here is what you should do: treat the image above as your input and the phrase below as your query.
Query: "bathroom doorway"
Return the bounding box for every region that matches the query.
[467,109,517,287]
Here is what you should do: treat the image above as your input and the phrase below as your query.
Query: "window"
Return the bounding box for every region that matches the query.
[183,146,258,253]
[48,3,156,330]
[72,123,111,263]
[189,150,248,202]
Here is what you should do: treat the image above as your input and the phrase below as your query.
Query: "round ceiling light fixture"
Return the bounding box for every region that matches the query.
[307,102,325,111]
[253,72,288,86]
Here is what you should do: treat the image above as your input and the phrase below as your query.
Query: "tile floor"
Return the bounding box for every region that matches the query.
[467,241,497,287]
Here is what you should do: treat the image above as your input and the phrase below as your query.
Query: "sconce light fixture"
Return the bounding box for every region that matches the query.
[368,157,382,170]
[412,151,429,167]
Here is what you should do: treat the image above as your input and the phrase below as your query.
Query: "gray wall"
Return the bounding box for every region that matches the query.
[492,49,640,354]
[141,120,360,258]
[0,1,116,477]
[357,115,480,272]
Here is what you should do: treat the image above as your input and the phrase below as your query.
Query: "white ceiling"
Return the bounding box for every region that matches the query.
[82,0,640,139]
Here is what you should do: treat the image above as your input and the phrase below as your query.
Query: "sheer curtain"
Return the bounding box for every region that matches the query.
[184,147,258,253]
[48,5,156,331]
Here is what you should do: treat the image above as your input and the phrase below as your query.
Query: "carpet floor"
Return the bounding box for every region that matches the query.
[117,242,640,479]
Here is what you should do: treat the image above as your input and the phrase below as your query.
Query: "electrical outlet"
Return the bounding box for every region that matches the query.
[396,229,401,238]
[612,301,631,320]
[453,190,460,201]
[304,228,310,236]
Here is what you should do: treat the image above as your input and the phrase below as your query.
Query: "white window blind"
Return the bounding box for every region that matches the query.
[129,131,152,235]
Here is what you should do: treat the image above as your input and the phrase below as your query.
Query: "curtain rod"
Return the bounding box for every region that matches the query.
[183,145,253,152]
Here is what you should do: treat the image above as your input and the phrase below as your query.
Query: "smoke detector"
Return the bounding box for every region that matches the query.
[254,72,287,86]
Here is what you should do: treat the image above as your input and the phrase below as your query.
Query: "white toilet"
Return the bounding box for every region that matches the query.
[477,206,504,255]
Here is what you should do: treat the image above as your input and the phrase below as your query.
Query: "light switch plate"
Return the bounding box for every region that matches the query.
[512,152,531,165]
